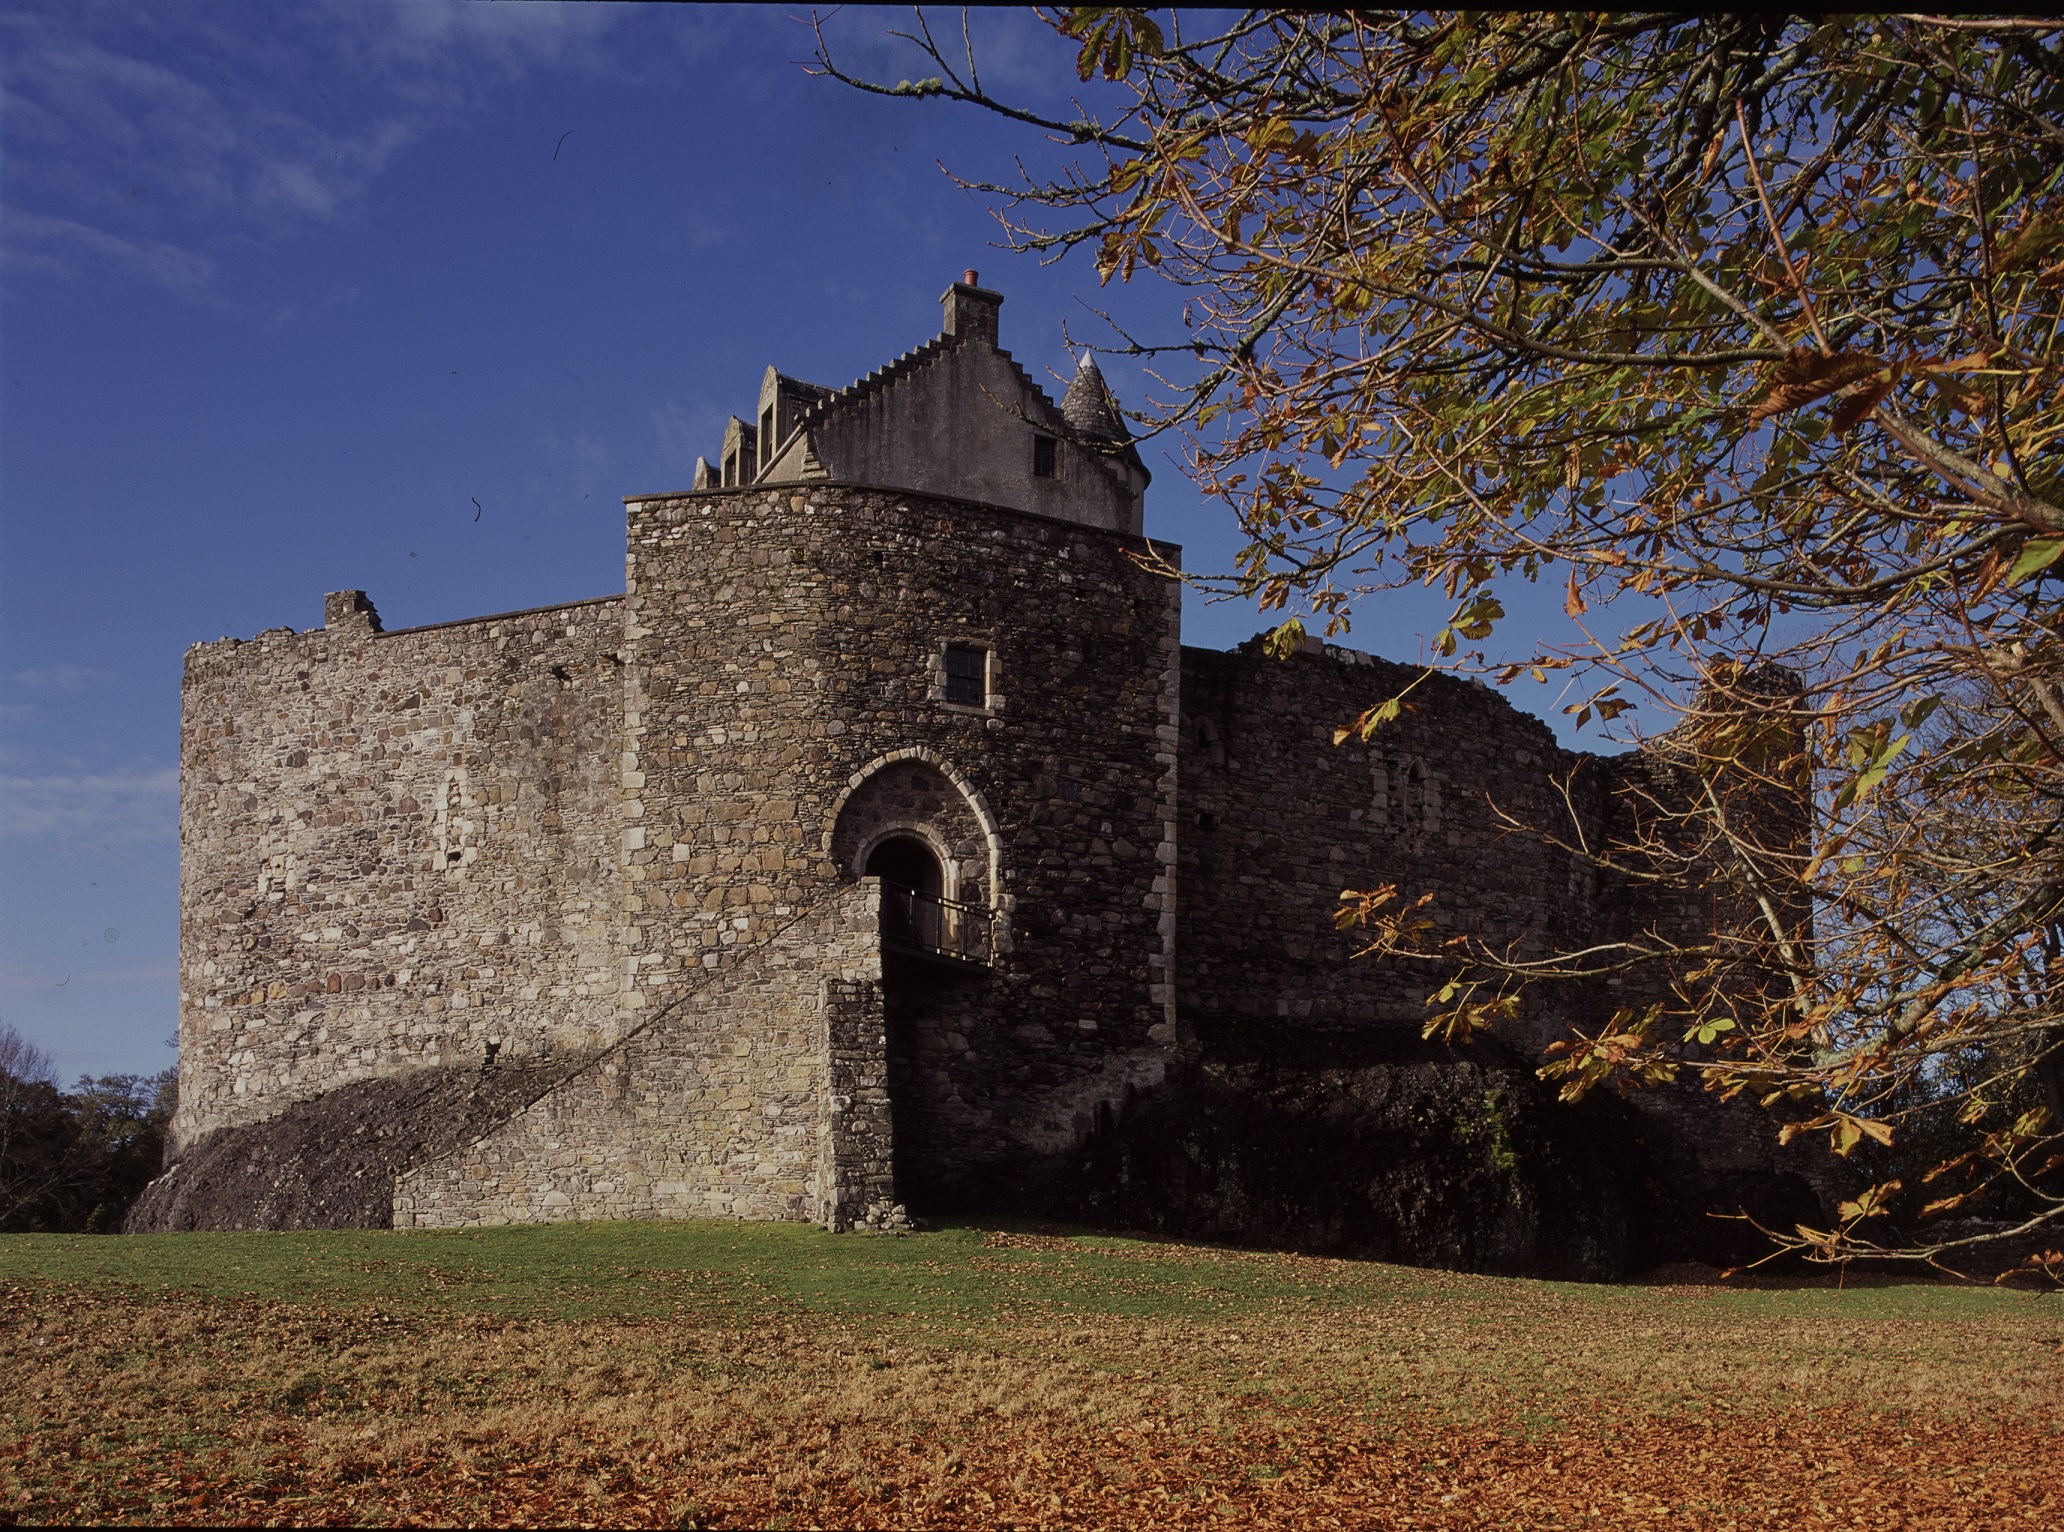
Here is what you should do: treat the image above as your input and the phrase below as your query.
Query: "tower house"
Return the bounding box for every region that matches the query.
[150,273,1838,1267]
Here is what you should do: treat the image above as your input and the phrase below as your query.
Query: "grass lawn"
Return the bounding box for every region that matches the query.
[3,1219,2060,1528]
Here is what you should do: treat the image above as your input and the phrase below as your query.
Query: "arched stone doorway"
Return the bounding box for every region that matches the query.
[827,755,997,1212]
[828,756,992,909]
[864,834,945,950]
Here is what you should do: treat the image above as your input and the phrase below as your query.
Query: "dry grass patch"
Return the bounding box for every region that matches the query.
[3,1220,2061,1528]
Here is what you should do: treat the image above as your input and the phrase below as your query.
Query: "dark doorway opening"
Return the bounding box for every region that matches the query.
[865,836,943,951]
[865,835,943,896]
[864,835,985,1213]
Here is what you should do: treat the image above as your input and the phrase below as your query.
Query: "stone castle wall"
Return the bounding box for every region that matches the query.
[395,880,885,1229]
[1174,637,1845,1220]
[618,483,1182,1198]
[175,594,627,1151]
[167,469,1837,1254]
[1177,640,1613,1050]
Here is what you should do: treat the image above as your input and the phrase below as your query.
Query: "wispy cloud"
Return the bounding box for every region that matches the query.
[0,764,178,842]
[0,956,179,995]
[10,664,118,690]
[0,0,660,299]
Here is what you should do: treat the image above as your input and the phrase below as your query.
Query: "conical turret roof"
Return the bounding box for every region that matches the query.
[1061,352,1127,442]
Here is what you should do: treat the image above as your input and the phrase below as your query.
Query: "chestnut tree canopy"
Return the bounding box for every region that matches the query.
[818,10,2064,1270]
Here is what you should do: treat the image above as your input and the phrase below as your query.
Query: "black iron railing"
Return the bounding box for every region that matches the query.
[878,883,993,967]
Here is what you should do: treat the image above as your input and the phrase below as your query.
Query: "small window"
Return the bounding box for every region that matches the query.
[1032,434,1057,479]
[759,407,775,471]
[722,450,738,487]
[943,644,987,706]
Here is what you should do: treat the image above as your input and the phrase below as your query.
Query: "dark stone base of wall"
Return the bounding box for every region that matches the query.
[1030,1022,1826,1282]
[123,1062,583,1233]
[124,1023,1830,1278]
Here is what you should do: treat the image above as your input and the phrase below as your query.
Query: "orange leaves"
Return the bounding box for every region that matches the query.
[1746,345,2018,433]
[1836,1179,1900,1224]
[1260,617,1308,660]
[1060,7,1165,83]
[1562,569,1587,617]
[1334,884,1440,962]
[1827,372,1898,433]
[1421,979,1519,1046]
[1332,694,1404,745]
[1538,1007,1680,1102]
[1746,348,1889,427]
[16,1255,2064,1530]
[1777,1111,1894,1157]
[1562,684,1632,732]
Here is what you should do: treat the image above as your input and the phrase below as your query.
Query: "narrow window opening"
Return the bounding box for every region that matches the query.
[1032,434,1058,479]
[758,407,775,473]
[722,450,738,487]
[943,644,987,706]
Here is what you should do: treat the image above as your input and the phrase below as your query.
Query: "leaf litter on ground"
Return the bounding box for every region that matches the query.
[3,1218,2060,1528]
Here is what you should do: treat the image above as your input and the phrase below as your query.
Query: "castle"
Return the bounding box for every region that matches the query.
[139,275,1834,1271]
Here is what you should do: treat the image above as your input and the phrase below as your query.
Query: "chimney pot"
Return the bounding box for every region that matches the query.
[940,275,1003,345]
[964,269,979,285]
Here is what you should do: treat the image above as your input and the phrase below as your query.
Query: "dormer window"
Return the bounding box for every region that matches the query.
[722,450,739,487]
[943,644,987,706]
[1032,434,1057,479]
[759,406,775,473]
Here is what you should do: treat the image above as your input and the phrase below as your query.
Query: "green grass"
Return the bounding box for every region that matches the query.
[1,1215,2035,1328]
[4,1218,1420,1323]
[7,1220,2061,1528]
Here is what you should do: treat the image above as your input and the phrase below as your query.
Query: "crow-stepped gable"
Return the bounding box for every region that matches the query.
[137,276,1835,1277]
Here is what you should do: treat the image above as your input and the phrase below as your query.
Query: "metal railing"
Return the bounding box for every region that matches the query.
[878,882,993,967]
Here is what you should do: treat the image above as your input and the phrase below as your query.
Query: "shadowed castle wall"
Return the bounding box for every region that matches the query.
[1177,640,1612,1052]
[1172,637,1845,1232]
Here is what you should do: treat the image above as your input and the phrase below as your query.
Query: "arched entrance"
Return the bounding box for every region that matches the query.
[827,756,998,1213]
[865,834,945,951]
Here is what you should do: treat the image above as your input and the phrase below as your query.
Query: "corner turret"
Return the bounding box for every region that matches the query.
[1061,352,1127,442]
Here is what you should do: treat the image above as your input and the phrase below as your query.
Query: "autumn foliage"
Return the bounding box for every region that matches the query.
[818,11,2064,1270]
[5,1220,2061,1529]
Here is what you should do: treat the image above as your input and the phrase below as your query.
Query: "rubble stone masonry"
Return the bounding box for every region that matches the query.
[168,474,1832,1251]
[617,483,1183,1200]
[1178,640,1612,1046]
[394,880,886,1228]
[176,595,626,1153]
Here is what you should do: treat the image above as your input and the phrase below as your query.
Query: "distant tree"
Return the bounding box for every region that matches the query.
[0,1024,176,1232]
[63,1071,179,1232]
[0,1025,76,1232]
[819,11,2064,1270]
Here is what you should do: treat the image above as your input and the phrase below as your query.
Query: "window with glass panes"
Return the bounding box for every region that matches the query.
[943,644,986,705]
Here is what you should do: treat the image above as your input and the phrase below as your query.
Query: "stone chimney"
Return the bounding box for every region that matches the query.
[324,590,382,633]
[940,270,1003,346]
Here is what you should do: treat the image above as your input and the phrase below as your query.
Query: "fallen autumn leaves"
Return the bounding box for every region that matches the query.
[3,1222,2060,1528]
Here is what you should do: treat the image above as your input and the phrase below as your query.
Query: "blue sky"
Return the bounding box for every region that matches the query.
[0,3,1589,1083]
